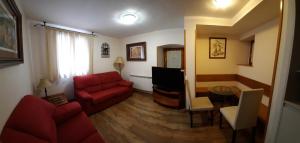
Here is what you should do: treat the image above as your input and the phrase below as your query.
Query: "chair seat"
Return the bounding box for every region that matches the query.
[191,97,214,111]
[220,106,237,129]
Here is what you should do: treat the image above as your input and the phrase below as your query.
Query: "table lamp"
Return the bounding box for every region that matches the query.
[114,57,124,74]
[37,78,52,97]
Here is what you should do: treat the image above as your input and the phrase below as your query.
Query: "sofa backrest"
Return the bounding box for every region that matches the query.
[74,71,123,93]
[0,95,57,143]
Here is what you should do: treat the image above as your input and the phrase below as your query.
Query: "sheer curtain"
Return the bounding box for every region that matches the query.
[46,28,93,81]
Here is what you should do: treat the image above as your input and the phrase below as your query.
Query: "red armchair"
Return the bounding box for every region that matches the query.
[73,71,133,115]
[0,95,105,143]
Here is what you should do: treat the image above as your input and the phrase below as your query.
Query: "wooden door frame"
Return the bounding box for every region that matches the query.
[163,48,184,69]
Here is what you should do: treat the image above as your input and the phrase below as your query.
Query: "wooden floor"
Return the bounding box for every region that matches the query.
[89,92,264,143]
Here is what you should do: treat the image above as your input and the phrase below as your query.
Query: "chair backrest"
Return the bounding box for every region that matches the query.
[235,89,264,130]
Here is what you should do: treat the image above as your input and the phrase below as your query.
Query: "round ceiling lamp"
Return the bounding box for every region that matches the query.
[213,0,232,9]
[118,9,139,25]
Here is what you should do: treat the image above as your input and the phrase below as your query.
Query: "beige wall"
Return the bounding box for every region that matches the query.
[121,29,184,91]
[0,0,33,132]
[196,36,250,74]
[238,19,279,85]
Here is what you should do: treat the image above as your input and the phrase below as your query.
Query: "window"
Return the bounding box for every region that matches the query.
[56,32,91,78]
[46,29,92,80]
[249,40,254,66]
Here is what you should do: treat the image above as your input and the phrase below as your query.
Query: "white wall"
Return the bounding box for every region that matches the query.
[196,35,250,74]
[238,19,279,85]
[93,35,121,73]
[0,0,33,132]
[266,0,296,142]
[28,26,122,99]
[121,29,184,91]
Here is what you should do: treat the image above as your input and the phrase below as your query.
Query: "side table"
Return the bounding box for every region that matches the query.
[44,93,68,106]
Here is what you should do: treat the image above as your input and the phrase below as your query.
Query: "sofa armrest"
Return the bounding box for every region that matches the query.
[118,80,133,87]
[77,91,93,101]
[53,102,82,124]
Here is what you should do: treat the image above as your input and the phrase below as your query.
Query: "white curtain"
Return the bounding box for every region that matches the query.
[46,28,93,81]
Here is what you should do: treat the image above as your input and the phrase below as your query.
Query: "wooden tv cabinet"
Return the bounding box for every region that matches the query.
[153,87,185,109]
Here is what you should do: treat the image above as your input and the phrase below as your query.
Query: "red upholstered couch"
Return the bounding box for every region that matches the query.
[0,95,105,143]
[73,71,133,115]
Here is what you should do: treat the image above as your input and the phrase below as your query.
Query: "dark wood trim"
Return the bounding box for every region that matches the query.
[196,74,237,82]
[126,42,147,61]
[134,88,152,95]
[184,30,186,70]
[209,37,227,59]
[196,74,271,97]
[0,0,23,67]
[236,75,271,97]
[163,48,184,69]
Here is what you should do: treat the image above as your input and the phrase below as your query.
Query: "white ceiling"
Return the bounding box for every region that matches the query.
[196,0,281,36]
[20,0,275,38]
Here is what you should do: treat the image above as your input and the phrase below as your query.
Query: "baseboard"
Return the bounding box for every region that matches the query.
[134,88,153,95]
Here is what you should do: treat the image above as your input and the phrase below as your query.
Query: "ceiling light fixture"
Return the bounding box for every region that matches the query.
[118,9,138,25]
[213,0,232,9]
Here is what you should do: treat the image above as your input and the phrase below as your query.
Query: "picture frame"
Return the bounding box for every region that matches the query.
[0,0,23,67]
[101,42,110,58]
[209,37,226,59]
[126,42,146,61]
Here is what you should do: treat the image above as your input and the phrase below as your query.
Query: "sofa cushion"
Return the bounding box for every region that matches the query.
[85,85,102,93]
[101,82,119,90]
[4,95,57,143]
[1,128,49,143]
[98,71,122,84]
[91,87,130,104]
[74,74,101,90]
[57,112,97,143]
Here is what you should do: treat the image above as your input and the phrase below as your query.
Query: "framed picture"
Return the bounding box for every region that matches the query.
[101,42,110,58]
[0,0,23,67]
[126,42,146,61]
[209,37,226,59]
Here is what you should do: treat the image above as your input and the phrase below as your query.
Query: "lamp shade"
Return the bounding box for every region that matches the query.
[37,78,52,89]
[114,57,124,64]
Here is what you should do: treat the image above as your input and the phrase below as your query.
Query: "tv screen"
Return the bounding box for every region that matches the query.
[152,67,184,92]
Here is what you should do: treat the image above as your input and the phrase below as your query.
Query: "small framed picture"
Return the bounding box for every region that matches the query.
[209,37,227,59]
[101,42,110,58]
[126,42,146,61]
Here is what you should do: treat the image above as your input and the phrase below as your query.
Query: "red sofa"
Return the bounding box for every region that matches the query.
[0,95,105,143]
[73,71,133,115]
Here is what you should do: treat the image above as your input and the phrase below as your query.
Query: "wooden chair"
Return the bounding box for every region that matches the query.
[219,89,264,143]
[186,80,214,127]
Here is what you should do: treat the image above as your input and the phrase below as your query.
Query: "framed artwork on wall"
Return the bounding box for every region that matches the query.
[126,42,146,61]
[209,37,226,59]
[101,42,110,58]
[0,0,23,67]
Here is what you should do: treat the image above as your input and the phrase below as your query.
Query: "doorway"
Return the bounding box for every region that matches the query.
[157,44,184,69]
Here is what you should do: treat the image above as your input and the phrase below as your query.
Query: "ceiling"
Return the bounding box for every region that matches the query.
[20,0,276,38]
[196,0,281,36]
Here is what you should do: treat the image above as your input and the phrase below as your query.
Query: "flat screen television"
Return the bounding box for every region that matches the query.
[152,67,185,92]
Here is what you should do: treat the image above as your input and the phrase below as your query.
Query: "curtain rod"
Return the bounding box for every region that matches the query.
[33,21,96,36]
